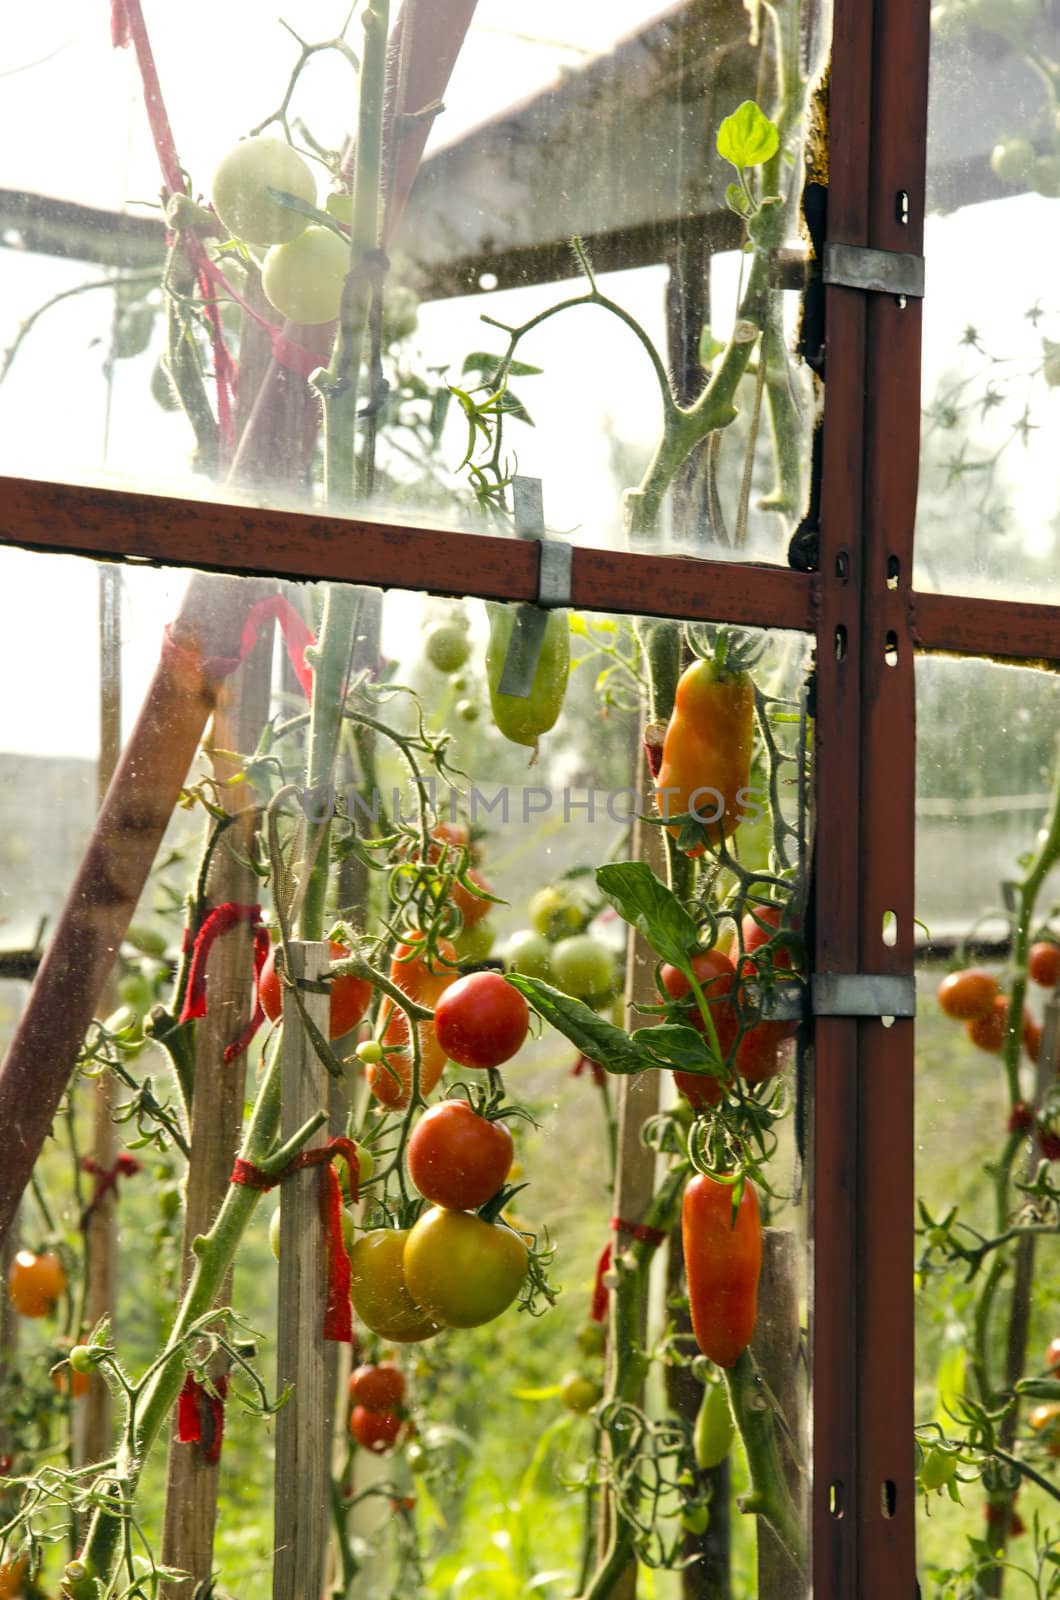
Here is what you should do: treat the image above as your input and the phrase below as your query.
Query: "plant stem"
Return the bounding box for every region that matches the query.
[724,1349,807,1576]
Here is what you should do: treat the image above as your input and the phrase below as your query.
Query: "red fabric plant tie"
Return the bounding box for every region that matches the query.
[571,1053,606,1088]
[178,903,265,1028]
[590,1215,668,1324]
[163,594,316,700]
[79,1154,142,1230]
[231,1138,360,1343]
[176,1372,229,1465]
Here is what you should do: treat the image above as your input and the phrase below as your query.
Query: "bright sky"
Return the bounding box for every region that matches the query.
[0,3,1057,760]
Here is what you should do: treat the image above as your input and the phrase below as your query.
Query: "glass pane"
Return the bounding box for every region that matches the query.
[915,655,1060,1588]
[916,3,1060,600]
[0,2,828,562]
[0,551,813,1595]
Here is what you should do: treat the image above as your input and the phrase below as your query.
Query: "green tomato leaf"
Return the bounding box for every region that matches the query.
[631,1023,724,1074]
[264,187,349,238]
[725,181,751,216]
[595,861,699,971]
[505,976,645,1075]
[716,100,780,169]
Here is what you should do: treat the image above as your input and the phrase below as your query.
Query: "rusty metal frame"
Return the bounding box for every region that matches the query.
[0,1,1057,1595]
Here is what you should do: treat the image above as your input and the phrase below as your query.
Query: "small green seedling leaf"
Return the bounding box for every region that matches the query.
[717,101,779,169]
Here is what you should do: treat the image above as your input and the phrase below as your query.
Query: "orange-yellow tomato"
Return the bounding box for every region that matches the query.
[656,660,754,854]
[8,1250,66,1318]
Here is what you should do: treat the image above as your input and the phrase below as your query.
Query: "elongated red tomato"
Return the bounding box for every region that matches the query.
[656,658,754,854]
[260,939,372,1039]
[659,950,737,1107]
[682,1173,762,1368]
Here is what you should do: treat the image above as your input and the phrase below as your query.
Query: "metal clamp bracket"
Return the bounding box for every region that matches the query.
[812,973,917,1019]
[497,476,572,698]
[823,242,925,300]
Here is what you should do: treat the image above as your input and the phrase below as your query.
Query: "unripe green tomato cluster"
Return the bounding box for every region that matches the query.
[506,884,615,1010]
[211,137,316,246]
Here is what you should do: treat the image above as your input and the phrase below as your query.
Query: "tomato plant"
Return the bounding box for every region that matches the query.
[407,1100,514,1210]
[7,1250,66,1319]
[432,972,529,1069]
[259,939,372,1039]
[349,1361,405,1412]
[349,1405,403,1453]
[210,136,315,245]
[682,1174,762,1368]
[402,1207,528,1328]
[348,1229,440,1344]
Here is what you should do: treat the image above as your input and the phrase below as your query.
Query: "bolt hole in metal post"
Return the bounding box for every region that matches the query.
[886,554,900,589]
[829,1481,845,1518]
[835,550,850,582]
[881,1481,898,1518]
[882,910,898,948]
[835,624,847,661]
[895,189,910,226]
[884,629,899,665]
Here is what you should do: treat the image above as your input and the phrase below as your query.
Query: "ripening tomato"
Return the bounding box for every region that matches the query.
[407,1100,514,1210]
[403,1208,528,1328]
[53,1364,90,1400]
[656,657,754,853]
[551,935,615,1010]
[1028,942,1060,989]
[433,972,529,1069]
[452,868,495,930]
[0,1557,27,1599]
[1028,1403,1060,1456]
[734,1018,793,1086]
[350,1405,402,1453]
[660,951,739,1053]
[259,940,372,1039]
[349,1362,405,1413]
[367,1004,447,1110]
[8,1250,66,1318]
[1045,1336,1060,1376]
[741,904,803,968]
[390,933,459,1005]
[966,995,1008,1053]
[348,1229,440,1343]
[682,1173,762,1368]
[1024,1016,1043,1062]
[210,137,315,246]
[937,969,999,1021]
[529,885,588,941]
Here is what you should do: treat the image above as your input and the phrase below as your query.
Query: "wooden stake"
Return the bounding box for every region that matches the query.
[272,940,333,1600]
[753,1228,807,1598]
[159,603,274,1597]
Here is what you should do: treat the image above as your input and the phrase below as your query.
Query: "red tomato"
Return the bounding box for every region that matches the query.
[8,1250,66,1318]
[672,1070,725,1110]
[259,940,372,1039]
[741,904,802,967]
[350,1405,402,1453]
[1029,942,1060,988]
[348,1361,405,1413]
[966,995,1008,1053]
[0,1557,27,1599]
[1024,1016,1043,1062]
[433,972,529,1069]
[53,1365,90,1400]
[734,1018,794,1086]
[938,969,999,1021]
[659,951,739,1055]
[368,1004,447,1109]
[408,1101,514,1210]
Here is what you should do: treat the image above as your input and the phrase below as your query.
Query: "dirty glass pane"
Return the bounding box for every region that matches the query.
[915,654,1060,1587]
[915,2,1060,600]
[0,551,813,1595]
[0,1,827,563]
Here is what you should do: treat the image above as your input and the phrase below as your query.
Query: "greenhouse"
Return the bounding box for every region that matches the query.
[0,1,1058,1596]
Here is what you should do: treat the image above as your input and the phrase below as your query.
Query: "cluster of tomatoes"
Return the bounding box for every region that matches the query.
[660,904,802,1111]
[504,883,617,1013]
[937,941,1059,1062]
[347,1358,408,1456]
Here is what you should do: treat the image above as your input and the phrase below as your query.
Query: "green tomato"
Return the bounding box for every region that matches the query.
[263,226,349,325]
[560,1371,602,1412]
[693,1382,734,1470]
[919,1445,957,1492]
[529,886,589,941]
[450,673,469,693]
[456,699,480,723]
[356,1040,384,1066]
[680,1503,711,1537]
[325,191,353,223]
[403,1208,528,1329]
[1030,156,1060,199]
[990,138,1035,186]
[425,623,470,673]
[551,935,615,1009]
[452,918,497,964]
[124,923,169,958]
[118,973,155,1014]
[576,1320,607,1358]
[485,604,570,752]
[269,1208,282,1261]
[210,137,315,246]
[349,1229,441,1343]
[68,1344,96,1375]
[505,929,554,981]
